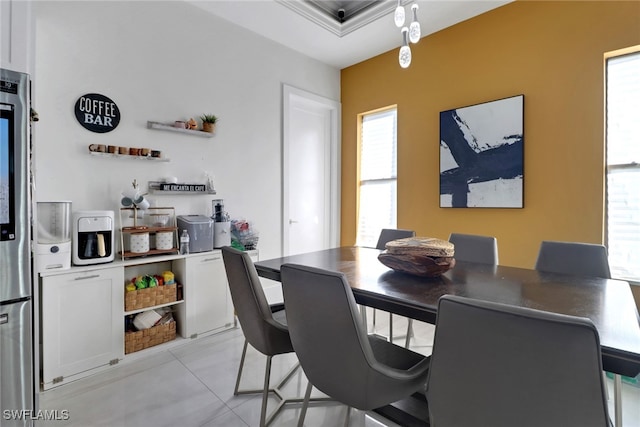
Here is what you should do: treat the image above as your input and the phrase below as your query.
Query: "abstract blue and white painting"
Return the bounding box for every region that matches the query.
[440,95,524,208]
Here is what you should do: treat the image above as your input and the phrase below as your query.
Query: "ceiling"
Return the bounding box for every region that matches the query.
[305,0,384,23]
[188,0,513,69]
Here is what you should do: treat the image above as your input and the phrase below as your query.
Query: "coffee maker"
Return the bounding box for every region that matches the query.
[72,210,115,265]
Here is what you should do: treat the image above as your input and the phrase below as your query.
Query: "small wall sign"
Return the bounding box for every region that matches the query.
[161,184,207,192]
[74,93,120,133]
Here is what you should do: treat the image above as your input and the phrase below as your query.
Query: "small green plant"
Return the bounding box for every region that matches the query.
[200,114,218,124]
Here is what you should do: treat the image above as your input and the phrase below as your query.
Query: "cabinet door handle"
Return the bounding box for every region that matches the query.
[0,314,8,325]
[74,274,100,281]
[202,257,220,263]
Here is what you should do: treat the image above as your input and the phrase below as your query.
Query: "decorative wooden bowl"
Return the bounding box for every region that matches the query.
[378,237,456,277]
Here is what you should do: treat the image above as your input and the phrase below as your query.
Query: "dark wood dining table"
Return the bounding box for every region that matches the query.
[255,246,640,379]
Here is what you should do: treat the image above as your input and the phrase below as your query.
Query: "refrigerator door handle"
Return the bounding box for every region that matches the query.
[0,313,7,324]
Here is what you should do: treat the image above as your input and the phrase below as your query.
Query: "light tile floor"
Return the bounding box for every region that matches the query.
[37,309,639,426]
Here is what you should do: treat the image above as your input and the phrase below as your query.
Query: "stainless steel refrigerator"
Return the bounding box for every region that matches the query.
[1,68,34,426]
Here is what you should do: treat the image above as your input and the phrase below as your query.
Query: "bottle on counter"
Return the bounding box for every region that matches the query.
[179,230,190,255]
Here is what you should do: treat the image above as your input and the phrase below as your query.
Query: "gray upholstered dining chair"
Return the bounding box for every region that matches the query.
[222,246,316,426]
[404,232,501,347]
[280,263,431,427]
[375,228,415,251]
[534,239,620,422]
[448,232,499,264]
[534,240,611,278]
[426,295,610,427]
[374,228,415,345]
[403,232,500,347]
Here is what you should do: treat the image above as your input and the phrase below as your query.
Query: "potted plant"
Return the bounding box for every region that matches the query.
[200,114,218,133]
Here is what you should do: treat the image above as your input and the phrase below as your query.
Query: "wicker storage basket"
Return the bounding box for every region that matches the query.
[125,320,176,354]
[125,283,177,311]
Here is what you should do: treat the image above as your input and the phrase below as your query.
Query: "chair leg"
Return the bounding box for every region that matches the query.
[234,340,332,425]
[360,306,369,331]
[404,319,414,348]
[260,356,273,427]
[297,381,313,427]
[614,373,623,427]
[372,308,377,331]
[343,406,352,427]
[234,339,249,395]
[235,340,300,397]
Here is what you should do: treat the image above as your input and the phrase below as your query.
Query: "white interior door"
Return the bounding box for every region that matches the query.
[283,85,340,256]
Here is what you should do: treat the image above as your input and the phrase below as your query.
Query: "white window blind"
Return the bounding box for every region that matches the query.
[606,51,640,282]
[357,108,397,248]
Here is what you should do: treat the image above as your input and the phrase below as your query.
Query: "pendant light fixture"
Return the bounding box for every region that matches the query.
[395,1,420,68]
[394,0,405,27]
[409,4,421,43]
[399,27,411,69]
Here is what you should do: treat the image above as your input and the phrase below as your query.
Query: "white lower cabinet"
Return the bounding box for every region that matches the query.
[40,266,124,390]
[174,252,233,338]
[40,251,235,390]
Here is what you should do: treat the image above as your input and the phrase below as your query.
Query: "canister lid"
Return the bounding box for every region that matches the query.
[177,215,213,224]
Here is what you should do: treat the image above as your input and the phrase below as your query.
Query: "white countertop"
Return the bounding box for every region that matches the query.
[38,249,258,277]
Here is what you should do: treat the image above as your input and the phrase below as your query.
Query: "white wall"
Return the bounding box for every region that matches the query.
[32,0,340,259]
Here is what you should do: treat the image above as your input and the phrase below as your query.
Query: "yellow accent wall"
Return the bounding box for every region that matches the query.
[340,0,640,268]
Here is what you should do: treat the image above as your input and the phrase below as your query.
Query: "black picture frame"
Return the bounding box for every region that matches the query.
[439,94,524,208]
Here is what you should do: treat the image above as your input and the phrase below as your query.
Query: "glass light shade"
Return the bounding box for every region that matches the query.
[394,1,405,27]
[399,28,411,68]
[409,4,421,43]
[399,46,411,68]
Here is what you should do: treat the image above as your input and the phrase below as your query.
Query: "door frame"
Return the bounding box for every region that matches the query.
[282,84,341,256]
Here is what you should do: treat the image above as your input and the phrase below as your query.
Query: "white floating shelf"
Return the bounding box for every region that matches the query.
[147,121,214,138]
[147,181,217,195]
[89,151,170,162]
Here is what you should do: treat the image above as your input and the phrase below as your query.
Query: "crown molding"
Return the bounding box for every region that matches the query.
[275,0,413,37]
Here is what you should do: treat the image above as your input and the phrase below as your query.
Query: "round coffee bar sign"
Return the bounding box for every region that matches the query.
[74,93,120,133]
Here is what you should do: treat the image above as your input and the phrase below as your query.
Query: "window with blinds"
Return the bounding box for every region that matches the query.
[606,50,640,283]
[357,108,397,248]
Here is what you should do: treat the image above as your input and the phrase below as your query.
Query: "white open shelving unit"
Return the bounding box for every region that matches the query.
[146,121,214,138]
